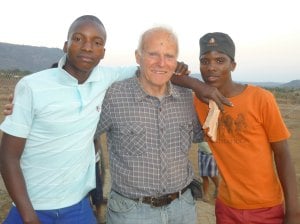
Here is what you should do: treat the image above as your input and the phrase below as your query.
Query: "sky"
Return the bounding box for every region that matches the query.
[1,0,299,83]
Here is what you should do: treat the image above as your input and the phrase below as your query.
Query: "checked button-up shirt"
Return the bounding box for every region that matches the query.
[95,76,202,199]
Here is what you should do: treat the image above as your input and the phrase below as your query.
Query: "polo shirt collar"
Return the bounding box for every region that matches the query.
[58,54,100,84]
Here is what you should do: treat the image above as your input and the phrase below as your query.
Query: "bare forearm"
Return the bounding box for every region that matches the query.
[1,160,39,223]
[171,74,204,90]
[0,134,39,223]
[275,153,298,208]
[272,141,299,219]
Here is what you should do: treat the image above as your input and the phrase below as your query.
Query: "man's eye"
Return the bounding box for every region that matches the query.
[217,59,224,64]
[95,41,103,46]
[200,60,208,65]
[74,37,81,42]
[148,52,157,57]
[165,54,175,60]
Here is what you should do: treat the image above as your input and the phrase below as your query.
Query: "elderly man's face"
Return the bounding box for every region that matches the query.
[135,30,178,95]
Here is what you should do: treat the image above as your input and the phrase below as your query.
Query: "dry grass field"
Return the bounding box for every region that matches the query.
[0,75,299,222]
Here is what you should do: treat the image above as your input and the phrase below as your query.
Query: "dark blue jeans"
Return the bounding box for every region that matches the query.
[3,196,97,224]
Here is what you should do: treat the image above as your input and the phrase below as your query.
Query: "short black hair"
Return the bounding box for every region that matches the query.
[67,15,106,39]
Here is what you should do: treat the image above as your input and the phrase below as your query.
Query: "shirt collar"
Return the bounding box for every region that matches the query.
[58,54,100,84]
[133,75,181,102]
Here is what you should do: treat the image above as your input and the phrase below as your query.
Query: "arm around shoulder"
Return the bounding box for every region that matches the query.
[170,75,232,111]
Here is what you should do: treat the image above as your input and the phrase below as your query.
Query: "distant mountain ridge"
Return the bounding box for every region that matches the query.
[279,80,300,88]
[0,42,63,72]
[190,73,300,88]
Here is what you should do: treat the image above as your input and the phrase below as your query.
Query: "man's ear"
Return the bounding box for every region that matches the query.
[231,61,237,72]
[63,41,68,53]
[135,50,141,65]
[101,48,106,60]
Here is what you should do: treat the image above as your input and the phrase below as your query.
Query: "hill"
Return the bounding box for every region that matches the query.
[280,80,300,88]
[245,80,300,88]
[190,73,299,88]
[0,42,64,72]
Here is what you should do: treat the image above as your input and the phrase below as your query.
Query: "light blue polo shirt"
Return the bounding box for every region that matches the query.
[0,55,137,210]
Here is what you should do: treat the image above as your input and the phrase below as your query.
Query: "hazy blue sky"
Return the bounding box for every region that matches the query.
[1,0,299,82]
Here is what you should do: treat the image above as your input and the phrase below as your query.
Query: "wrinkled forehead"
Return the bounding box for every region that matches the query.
[143,31,178,55]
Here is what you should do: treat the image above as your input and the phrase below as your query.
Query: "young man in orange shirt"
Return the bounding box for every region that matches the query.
[173,32,300,223]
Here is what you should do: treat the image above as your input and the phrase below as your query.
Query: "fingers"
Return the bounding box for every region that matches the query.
[213,99,224,113]
[3,98,13,116]
[174,61,190,76]
[200,94,232,113]
[196,90,226,112]
[3,108,12,116]
[214,94,233,113]
[207,89,233,112]
[220,95,233,107]
[8,93,14,103]
[3,105,13,116]
[194,83,233,112]
[3,93,14,115]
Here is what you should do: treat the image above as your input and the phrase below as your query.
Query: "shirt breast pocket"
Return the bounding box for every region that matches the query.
[119,124,146,156]
[180,122,193,153]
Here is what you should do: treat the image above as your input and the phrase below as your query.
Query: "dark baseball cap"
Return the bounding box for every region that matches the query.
[199,32,235,61]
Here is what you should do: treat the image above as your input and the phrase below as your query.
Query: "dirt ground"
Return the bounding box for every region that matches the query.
[0,81,299,222]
